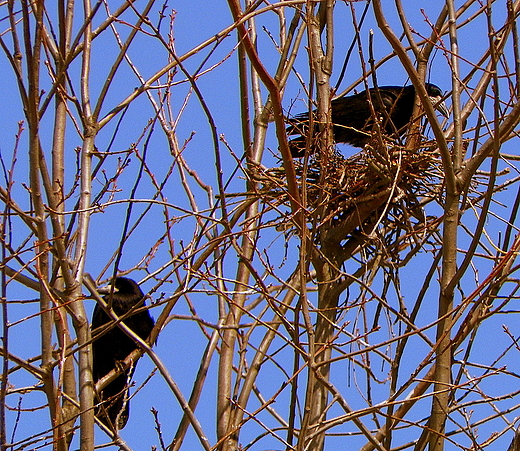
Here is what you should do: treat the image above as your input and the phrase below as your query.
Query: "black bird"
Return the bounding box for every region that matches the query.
[287,83,448,157]
[92,277,155,430]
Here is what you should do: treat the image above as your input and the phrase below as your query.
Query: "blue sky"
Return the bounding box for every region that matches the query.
[2,1,520,451]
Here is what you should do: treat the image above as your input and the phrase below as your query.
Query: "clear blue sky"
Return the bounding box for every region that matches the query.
[1,2,519,451]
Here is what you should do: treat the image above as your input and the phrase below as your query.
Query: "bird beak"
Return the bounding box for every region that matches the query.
[430,95,449,117]
[98,284,119,294]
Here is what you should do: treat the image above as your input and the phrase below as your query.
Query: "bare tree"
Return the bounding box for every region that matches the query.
[1,1,520,451]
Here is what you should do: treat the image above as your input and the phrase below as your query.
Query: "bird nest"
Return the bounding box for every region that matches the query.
[249,141,443,247]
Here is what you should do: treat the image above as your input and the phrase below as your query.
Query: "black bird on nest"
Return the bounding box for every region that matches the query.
[287,83,448,157]
[92,277,155,430]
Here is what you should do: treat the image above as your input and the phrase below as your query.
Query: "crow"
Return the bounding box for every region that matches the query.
[92,277,155,430]
[287,83,448,157]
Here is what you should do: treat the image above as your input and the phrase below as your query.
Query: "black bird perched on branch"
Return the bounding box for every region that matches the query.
[287,83,448,157]
[92,277,155,430]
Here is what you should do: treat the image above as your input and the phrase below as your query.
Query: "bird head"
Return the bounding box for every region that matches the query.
[98,277,145,304]
[425,83,449,117]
